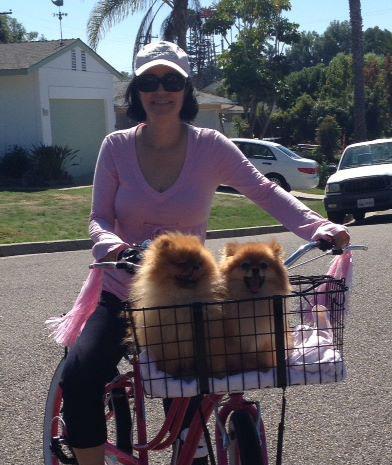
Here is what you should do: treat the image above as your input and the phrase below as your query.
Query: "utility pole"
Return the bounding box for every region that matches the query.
[52,0,67,45]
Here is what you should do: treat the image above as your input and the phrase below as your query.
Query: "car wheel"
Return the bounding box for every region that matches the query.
[327,212,346,224]
[265,173,291,192]
[353,211,366,222]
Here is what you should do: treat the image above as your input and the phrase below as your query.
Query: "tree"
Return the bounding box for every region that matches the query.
[204,0,299,136]
[320,20,352,64]
[87,0,193,56]
[277,63,326,110]
[364,26,392,55]
[0,15,43,43]
[383,55,392,132]
[285,21,352,72]
[284,31,322,72]
[186,9,222,88]
[348,0,367,141]
[316,116,342,163]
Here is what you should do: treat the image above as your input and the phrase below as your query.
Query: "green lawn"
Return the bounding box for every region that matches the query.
[0,187,327,244]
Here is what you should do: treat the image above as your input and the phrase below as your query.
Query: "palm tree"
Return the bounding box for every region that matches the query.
[87,0,191,58]
[348,0,367,141]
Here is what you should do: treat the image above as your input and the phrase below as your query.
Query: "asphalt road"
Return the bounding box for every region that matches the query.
[1,217,392,465]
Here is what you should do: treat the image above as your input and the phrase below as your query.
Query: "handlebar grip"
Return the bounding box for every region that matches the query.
[116,261,137,273]
[118,248,142,264]
[89,261,139,273]
[317,239,334,251]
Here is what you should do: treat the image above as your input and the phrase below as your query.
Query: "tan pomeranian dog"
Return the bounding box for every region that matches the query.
[220,241,292,372]
[130,232,226,378]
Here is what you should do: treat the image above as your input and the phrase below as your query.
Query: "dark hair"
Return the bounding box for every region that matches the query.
[125,76,199,122]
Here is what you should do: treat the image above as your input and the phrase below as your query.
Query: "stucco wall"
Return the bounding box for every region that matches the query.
[0,43,118,183]
[195,109,237,137]
[39,45,116,145]
[0,73,41,154]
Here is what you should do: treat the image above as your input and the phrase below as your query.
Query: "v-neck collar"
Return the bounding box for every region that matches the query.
[130,123,194,200]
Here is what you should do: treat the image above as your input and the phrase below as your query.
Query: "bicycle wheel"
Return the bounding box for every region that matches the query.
[227,410,266,465]
[43,358,75,465]
[43,358,133,465]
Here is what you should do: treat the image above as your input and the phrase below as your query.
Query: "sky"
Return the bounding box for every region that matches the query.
[4,0,392,74]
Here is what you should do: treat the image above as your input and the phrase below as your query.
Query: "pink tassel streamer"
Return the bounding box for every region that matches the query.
[302,251,353,325]
[45,268,103,347]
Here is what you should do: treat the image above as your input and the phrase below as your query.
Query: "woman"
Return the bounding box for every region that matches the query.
[57,41,349,465]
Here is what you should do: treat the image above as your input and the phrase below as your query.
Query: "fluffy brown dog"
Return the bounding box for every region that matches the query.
[220,240,292,372]
[130,232,226,378]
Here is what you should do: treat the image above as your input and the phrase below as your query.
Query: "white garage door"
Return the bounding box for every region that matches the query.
[50,99,107,183]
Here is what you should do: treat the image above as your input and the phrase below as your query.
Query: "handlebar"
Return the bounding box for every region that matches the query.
[284,241,368,269]
[88,261,140,272]
[89,240,368,272]
[89,240,152,273]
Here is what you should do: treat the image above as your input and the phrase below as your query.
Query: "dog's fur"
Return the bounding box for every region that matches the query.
[220,241,292,372]
[130,232,226,377]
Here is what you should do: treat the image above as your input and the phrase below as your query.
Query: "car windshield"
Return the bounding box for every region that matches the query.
[276,145,302,159]
[339,142,392,169]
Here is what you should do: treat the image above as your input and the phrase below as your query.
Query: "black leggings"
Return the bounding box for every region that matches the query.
[61,291,208,463]
[61,291,128,448]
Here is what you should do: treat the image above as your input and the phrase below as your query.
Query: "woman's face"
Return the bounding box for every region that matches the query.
[138,65,186,122]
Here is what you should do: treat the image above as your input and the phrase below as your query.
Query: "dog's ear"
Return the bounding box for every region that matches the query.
[270,240,284,260]
[156,234,173,250]
[222,242,240,257]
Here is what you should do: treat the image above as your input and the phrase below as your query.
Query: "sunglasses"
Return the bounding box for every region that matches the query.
[136,73,187,93]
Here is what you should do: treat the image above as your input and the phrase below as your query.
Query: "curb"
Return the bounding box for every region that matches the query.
[0,225,288,257]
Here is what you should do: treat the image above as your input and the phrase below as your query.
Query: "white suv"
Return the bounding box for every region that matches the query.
[324,139,392,223]
[231,138,319,192]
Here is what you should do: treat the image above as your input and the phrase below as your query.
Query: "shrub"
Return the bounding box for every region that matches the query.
[233,116,253,137]
[0,145,32,178]
[29,144,79,184]
[318,162,338,188]
[316,116,342,163]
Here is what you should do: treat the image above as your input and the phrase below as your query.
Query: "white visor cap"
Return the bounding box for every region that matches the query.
[134,41,190,78]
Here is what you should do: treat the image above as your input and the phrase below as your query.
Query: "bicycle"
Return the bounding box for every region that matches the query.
[43,239,366,465]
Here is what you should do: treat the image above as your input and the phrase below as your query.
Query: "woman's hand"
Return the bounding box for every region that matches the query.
[99,246,127,262]
[332,229,350,249]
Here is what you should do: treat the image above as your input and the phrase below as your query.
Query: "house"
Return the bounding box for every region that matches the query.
[114,80,243,136]
[195,90,243,136]
[0,39,122,183]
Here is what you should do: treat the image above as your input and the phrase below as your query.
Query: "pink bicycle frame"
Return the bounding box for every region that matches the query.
[103,358,267,465]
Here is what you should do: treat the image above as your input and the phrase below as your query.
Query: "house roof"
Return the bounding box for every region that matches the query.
[113,79,242,112]
[0,38,122,77]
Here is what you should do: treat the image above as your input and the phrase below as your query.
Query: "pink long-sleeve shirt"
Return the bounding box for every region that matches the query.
[89,124,346,301]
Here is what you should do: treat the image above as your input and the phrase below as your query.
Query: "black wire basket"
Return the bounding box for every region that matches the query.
[124,275,347,398]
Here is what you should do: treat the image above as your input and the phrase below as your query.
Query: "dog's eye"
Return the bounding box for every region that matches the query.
[259,262,268,270]
[240,262,251,271]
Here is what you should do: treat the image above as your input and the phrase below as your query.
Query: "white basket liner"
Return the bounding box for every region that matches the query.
[139,311,346,398]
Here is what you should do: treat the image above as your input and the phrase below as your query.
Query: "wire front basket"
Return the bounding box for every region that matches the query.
[124,275,347,398]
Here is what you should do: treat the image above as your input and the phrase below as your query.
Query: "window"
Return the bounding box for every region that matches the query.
[276,145,302,160]
[81,50,87,71]
[340,141,392,169]
[71,49,76,70]
[238,142,276,160]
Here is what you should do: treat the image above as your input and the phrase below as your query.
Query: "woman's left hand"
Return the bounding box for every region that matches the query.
[332,230,351,249]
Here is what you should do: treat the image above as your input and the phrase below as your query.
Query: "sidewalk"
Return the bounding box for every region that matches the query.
[291,190,324,200]
[0,191,323,257]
